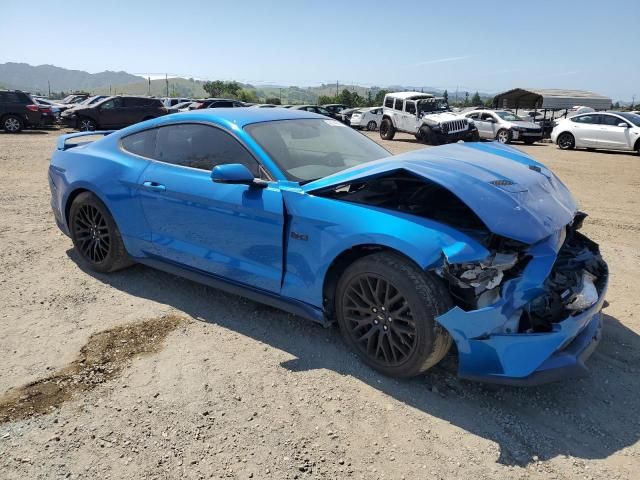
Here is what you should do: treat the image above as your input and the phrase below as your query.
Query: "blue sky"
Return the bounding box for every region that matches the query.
[2,0,638,100]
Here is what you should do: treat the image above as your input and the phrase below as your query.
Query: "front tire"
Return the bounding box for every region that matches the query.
[2,115,24,133]
[69,192,132,273]
[379,118,395,140]
[419,126,439,145]
[557,132,575,150]
[496,128,511,144]
[77,117,97,131]
[335,252,453,378]
[366,120,377,131]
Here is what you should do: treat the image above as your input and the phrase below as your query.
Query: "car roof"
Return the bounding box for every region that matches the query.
[132,107,323,129]
[386,91,434,100]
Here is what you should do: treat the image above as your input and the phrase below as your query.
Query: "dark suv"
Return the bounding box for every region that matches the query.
[61,96,168,131]
[0,90,43,133]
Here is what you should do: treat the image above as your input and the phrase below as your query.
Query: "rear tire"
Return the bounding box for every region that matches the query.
[496,128,511,144]
[2,115,24,133]
[367,120,377,131]
[379,118,395,140]
[69,192,132,273]
[557,132,575,150]
[335,252,453,378]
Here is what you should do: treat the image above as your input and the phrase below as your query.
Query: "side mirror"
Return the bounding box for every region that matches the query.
[618,122,629,128]
[211,164,267,188]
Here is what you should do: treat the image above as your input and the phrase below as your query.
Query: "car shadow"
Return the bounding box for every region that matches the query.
[0,130,50,135]
[67,250,640,467]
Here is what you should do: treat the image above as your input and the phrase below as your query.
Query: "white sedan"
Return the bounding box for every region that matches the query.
[551,111,640,154]
[350,107,383,130]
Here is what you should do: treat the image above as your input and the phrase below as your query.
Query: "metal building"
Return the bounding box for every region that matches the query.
[493,88,612,111]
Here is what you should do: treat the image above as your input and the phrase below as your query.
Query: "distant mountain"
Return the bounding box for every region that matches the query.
[0,62,144,94]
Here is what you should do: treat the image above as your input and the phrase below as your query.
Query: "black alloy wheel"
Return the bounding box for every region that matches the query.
[73,203,111,263]
[342,273,417,367]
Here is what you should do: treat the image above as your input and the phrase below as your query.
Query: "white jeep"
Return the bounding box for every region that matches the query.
[380,92,479,145]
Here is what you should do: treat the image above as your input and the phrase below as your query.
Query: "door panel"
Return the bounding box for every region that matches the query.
[598,116,632,150]
[138,162,284,293]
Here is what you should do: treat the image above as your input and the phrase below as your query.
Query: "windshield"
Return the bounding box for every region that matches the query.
[495,111,524,121]
[245,119,390,182]
[617,112,640,127]
[417,98,449,114]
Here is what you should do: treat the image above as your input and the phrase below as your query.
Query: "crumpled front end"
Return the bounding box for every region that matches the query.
[436,216,608,385]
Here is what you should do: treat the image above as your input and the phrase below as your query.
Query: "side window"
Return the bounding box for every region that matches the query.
[467,113,479,119]
[601,115,626,126]
[384,97,394,108]
[480,113,494,121]
[154,124,259,175]
[101,98,123,110]
[212,101,234,108]
[394,98,404,111]
[121,129,157,158]
[405,101,416,114]
[572,115,596,124]
[124,97,145,107]
[0,92,21,103]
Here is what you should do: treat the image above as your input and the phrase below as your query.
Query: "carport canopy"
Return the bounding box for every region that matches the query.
[493,88,612,110]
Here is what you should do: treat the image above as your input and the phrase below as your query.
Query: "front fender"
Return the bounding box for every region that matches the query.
[280,189,489,308]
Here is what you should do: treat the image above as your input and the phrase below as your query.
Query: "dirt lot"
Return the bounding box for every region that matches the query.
[0,129,639,480]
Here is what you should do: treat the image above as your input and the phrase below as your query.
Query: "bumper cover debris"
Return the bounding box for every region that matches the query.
[436,225,608,386]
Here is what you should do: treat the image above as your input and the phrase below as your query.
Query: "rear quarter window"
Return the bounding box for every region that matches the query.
[384,97,394,108]
[121,129,157,158]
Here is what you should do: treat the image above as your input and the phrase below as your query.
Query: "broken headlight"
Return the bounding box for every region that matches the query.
[437,252,520,309]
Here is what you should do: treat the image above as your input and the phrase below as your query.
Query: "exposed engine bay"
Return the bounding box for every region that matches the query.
[316,170,606,334]
[315,170,489,234]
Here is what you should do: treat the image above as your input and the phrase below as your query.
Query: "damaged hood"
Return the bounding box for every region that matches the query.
[303,142,577,244]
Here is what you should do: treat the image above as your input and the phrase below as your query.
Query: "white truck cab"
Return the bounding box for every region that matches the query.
[380,92,479,145]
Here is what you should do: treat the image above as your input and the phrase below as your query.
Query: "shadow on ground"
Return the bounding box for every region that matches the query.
[69,250,640,467]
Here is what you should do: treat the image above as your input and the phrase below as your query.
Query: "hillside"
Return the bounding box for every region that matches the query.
[0,62,144,94]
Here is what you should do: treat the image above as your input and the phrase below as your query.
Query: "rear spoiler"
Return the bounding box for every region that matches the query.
[56,130,115,151]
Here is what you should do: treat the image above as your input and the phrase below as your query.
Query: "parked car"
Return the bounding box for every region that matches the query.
[191,98,246,109]
[251,104,279,108]
[322,103,348,117]
[551,111,640,154]
[463,110,543,144]
[59,94,90,105]
[290,105,334,117]
[350,107,383,130]
[32,99,58,126]
[60,96,168,131]
[168,101,196,113]
[49,108,607,385]
[337,107,360,125]
[162,97,192,108]
[381,92,478,145]
[0,90,44,133]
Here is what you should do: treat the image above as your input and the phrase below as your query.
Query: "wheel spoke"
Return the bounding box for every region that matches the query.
[341,273,416,368]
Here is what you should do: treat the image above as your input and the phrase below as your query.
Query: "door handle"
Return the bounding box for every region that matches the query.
[142,181,166,192]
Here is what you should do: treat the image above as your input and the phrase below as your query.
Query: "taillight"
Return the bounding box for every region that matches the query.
[39,106,52,113]
[26,104,39,112]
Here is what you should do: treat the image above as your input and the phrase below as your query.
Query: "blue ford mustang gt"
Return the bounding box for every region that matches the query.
[48,108,608,385]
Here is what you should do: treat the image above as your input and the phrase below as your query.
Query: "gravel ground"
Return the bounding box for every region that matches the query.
[0,129,639,479]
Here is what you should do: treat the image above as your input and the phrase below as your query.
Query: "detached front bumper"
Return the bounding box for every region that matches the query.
[436,229,608,386]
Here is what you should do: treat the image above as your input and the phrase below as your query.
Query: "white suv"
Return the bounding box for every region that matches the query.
[551,111,640,154]
[380,92,479,145]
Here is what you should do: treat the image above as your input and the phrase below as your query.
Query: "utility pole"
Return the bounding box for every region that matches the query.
[148,77,151,96]
[165,74,169,97]
[48,80,51,97]
[632,94,636,110]
[109,85,112,95]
